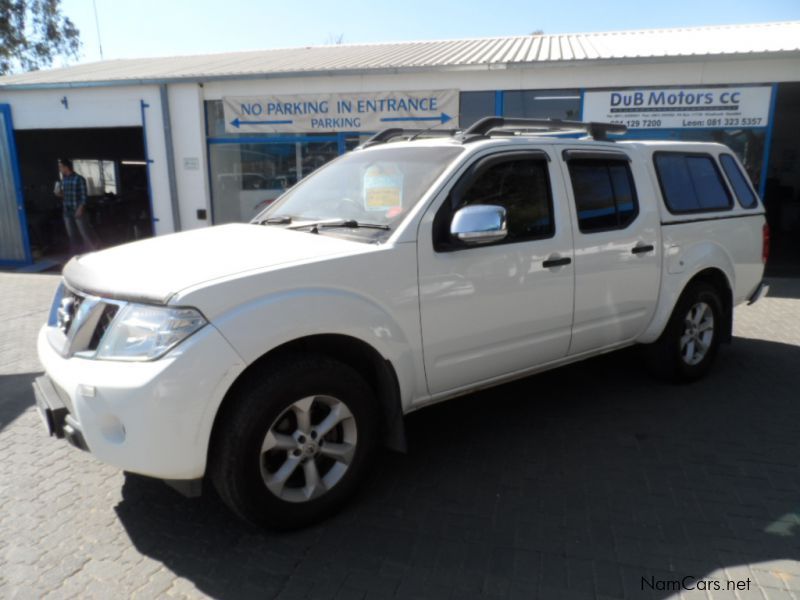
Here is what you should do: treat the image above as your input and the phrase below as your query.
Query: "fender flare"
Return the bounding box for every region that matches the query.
[197,287,419,468]
[638,241,734,344]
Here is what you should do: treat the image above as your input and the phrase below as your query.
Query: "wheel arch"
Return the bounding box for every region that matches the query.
[687,267,733,342]
[208,333,406,471]
[640,265,734,344]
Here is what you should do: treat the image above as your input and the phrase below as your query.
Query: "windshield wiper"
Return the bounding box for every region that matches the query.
[289,219,390,233]
[319,220,390,230]
[260,215,292,225]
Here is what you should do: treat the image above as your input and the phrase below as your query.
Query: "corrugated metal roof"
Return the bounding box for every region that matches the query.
[1,21,798,88]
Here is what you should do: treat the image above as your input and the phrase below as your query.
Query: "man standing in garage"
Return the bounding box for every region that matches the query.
[56,159,96,254]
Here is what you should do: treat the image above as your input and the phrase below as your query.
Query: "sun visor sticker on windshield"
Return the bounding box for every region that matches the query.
[363,164,404,214]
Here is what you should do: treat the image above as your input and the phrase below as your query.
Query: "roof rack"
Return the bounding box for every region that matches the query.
[359,116,627,149]
[360,128,457,148]
[461,117,627,141]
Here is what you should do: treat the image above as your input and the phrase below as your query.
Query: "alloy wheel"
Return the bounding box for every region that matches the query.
[259,395,357,503]
[680,301,715,366]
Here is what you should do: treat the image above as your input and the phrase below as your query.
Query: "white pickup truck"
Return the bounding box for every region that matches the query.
[33,117,768,528]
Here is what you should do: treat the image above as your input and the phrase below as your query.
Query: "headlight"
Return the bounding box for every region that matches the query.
[95,304,207,361]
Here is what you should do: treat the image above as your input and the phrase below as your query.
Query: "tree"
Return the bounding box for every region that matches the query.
[0,0,80,75]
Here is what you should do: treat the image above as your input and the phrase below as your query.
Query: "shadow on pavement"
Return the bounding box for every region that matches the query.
[0,372,38,434]
[116,337,800,599]
[765,277,800,300]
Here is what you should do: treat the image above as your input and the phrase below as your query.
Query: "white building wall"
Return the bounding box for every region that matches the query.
[167,83,210,230]
[0,86,145,128]
[0,85,176,235]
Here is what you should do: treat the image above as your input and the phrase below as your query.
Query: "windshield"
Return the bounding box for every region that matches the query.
[254,145,464,236]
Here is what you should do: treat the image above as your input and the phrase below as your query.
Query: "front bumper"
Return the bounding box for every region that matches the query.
[35,323,245,480]
[32,375,88,451]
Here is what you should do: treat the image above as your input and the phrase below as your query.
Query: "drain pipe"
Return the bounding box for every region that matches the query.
[159,84,181,231]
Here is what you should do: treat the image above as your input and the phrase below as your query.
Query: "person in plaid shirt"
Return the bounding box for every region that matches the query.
[57,159,95,253]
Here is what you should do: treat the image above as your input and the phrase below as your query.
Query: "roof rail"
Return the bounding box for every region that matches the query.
[360,128,457,148]
[461,117,628,141]
[358,117,627,149]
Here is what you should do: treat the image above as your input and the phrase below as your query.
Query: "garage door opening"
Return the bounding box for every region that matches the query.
[763,82,800,276]
[15,127,153,265]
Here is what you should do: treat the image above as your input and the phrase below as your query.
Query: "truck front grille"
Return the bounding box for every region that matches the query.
[56,289,84,337]
[51,283,125,358]
[88,304,120,351]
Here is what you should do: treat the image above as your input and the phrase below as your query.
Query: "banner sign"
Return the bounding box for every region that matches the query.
[223,90,459,133]
[582,86,772,129]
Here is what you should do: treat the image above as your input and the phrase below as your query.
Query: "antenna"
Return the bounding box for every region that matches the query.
[93,0,105,60]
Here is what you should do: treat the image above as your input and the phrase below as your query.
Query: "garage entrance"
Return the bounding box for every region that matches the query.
[15,127,153,265]
[764,82,800,276]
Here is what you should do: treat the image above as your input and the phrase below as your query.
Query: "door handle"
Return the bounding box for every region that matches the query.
[542,255,572,268]
[631,244,655,255]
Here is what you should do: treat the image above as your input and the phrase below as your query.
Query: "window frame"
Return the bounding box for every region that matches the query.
[564,155,640,235]
[718,153,761,210]
[652,150,734,215]
[433,150,556,252]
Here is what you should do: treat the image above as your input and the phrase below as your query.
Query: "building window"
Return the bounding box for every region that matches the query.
[567,159,638,233]
[503,90,581,120]
[205,100,344,224]
[205,100,228,138]
[459,91,495,128]
[208,141,339,224]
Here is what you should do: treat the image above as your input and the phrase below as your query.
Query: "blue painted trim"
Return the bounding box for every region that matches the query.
[759,83,779,199]
[0,258,31,268]
[380,113,452,124]
[0,104,33,266]
[494,91,504,116]
[208,135,339,145]
[336,132,347,155]
[578,89,585,121]
[140,100,159,228]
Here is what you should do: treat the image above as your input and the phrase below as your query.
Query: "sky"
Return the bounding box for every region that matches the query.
[59,0,800,64]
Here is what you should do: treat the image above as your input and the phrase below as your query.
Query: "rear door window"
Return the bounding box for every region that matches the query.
[654,153,733,213]
[719,154,760,209]
[567,159,638,233]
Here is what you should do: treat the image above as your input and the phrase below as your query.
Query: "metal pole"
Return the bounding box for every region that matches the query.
[159,84,182,231]
[92,0,104,60]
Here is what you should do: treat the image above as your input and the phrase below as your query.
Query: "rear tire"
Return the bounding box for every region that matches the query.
[644,282,723,383]
[210,353,379,530]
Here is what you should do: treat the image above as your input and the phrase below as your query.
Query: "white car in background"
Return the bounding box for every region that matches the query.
[34,117,768,529]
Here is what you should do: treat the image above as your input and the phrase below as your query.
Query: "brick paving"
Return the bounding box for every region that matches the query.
[0,272,799,600]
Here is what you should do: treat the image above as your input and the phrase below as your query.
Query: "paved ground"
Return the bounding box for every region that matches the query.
[1,273,799,600]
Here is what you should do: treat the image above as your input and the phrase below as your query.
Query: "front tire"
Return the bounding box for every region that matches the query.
[210,354,379,529]
[644,282,723,383]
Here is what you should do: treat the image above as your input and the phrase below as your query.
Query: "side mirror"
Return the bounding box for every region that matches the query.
[450,204,508,245]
